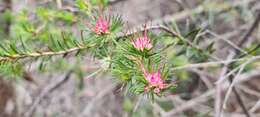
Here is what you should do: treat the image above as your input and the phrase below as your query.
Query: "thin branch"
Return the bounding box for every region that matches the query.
[164,69,259,117]
[127,25,220,61]
[216,64,230,117]
[237,12,260,49]
[0,24,201,63]
[0,45,90,62]
[229,80,250,117]
[116,0,256,38]
[171,55,260,71]
[239,85,260,98]
[205,30,248,55]
[249,100,260,113]
[216,52,236,117]
[223,59,253,109]
[192,69,214,89]
[108,0,127,6]
[221,11,260,117]
[84,68,103,79]
[239,43,260,58]
[133,96,145,112]
[163,89,215,117]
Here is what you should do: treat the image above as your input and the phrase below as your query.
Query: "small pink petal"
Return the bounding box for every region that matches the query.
[154,88,160,93]
[94,17,109,35]
[131,33,152,51]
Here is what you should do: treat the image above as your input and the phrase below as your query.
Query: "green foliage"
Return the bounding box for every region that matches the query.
[0,62,23,78]
[76,0,89,10]
[0,0,220,99]
[91,0,109,7]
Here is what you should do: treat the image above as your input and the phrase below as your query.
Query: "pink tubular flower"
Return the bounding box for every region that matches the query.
[131,28,152,51]
[142,66,166,93]
[145,70,162,86]
[93,17,109,35]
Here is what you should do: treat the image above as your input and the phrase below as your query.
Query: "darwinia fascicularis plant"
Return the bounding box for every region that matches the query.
[108,24,178,98]
[0,1,215,99]
[83,14,177,98]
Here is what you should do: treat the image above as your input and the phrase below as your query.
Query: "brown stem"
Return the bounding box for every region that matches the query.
[0,45,90,62]
[225,11,260,117]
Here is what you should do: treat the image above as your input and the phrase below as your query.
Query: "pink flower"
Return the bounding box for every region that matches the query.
[93,17,109,35]
[153,88,160,93]
[142,67,166,93]
[144,70,163,86]
[131,29,152,51]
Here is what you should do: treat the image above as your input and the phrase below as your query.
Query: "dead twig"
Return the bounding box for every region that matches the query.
[216,53,234,117]
[108,0,127,6]
[171,55,260,71]
[163,89,215,117]
[221,11,260,117]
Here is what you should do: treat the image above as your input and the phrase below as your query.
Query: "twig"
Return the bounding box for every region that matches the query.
[163,89,215,117]
[108,0,127,6]
[116,0,256,37]
[221,11,260,117]
[249,100,260,113]
[237,12,260,48]
[152,102,166,116]
[216,53,247,84]
[164,69,259,117]
[216,68,227,117]
[133,96,144,112]
[223,59,253,109]
[138,25,220,60]
[239,85,260,98]
[216,53,234,117]
[239,43,260,58]
[0,45,91,62]
[191,69,214,89]
[170,55,260,71]
[84,68,103,79]
[138,0,255,29]
[0,25,200,63]
[24,70,73,117]
[205,30,248,55]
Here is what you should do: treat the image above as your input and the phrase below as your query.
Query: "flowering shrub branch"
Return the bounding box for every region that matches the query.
[1,2,259,100]
[0,45,91,62]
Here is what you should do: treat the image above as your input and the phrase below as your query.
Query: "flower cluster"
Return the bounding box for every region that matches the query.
[129,27,169,94]
[143,69,166,93]
[131,29,152,51]
[90,16,110,35]
[94,17,109,34]
[90,15,176,95]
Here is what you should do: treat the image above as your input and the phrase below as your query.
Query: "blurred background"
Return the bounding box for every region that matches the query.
[0,0,260,117]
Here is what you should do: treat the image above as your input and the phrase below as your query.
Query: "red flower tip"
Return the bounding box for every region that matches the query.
[131,28,152,51]
[92,16,110,35]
